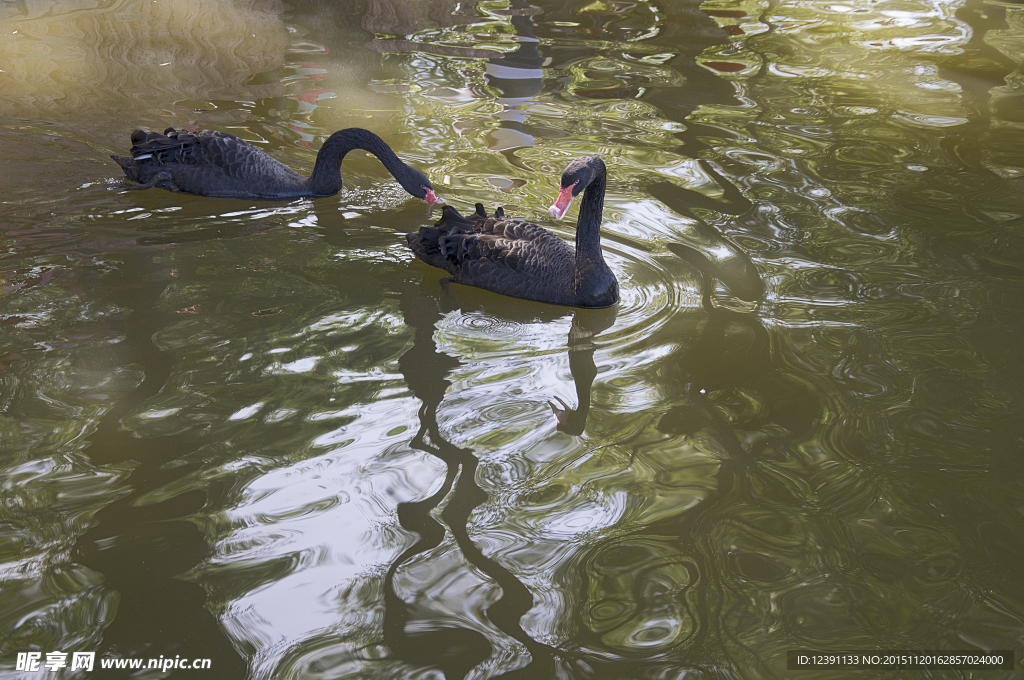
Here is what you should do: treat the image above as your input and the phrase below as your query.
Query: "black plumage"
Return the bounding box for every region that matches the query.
[110,127,437,202]
[406,156,618,309]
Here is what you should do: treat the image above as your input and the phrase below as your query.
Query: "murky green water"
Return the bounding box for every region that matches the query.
[2,0,1023,678]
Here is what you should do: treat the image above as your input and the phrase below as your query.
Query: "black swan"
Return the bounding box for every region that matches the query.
[406,156,618,308]
[111,127,438,202]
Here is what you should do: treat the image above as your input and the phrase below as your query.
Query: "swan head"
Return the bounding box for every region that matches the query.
[401,168,440,204]
[548,156,605,219]
[419,184,439,204]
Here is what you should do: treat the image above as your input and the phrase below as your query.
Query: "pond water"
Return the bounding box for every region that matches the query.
[2,0,1024,678]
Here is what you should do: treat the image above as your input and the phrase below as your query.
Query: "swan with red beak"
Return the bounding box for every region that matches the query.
[112,127,439,202]
[549,181,578,219]
[406,156,617,308]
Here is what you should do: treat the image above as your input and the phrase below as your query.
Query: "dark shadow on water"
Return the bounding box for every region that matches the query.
[557,305,818,677]
[653,241,814,457]
[629,248,813,676]
[642,0,739,157]
[648,173,763,307]
[644,307,817,676]
[497,235,813,677]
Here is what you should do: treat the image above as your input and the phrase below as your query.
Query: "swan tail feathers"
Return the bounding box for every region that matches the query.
[407,205,482,274]
[127,128,203,165]
[436,205,470,227]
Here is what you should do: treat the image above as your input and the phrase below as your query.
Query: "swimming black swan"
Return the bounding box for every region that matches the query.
[406,156,617,308]
[111,127,438,202]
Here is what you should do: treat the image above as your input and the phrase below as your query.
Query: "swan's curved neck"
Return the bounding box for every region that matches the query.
[575,166,607,265]
[306,128,413,196]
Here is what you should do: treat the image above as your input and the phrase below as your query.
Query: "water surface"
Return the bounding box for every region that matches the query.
[2,0,1023,678]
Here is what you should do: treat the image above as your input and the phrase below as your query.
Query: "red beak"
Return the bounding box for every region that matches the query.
[548,185,575,219]
[424,188,438,204]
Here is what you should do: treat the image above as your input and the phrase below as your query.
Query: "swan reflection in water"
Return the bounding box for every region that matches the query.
[381,279,608,678]
[386,229,819,677]
[549,307,616,435]
[434,278,616,437]
[378,154,774,678]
